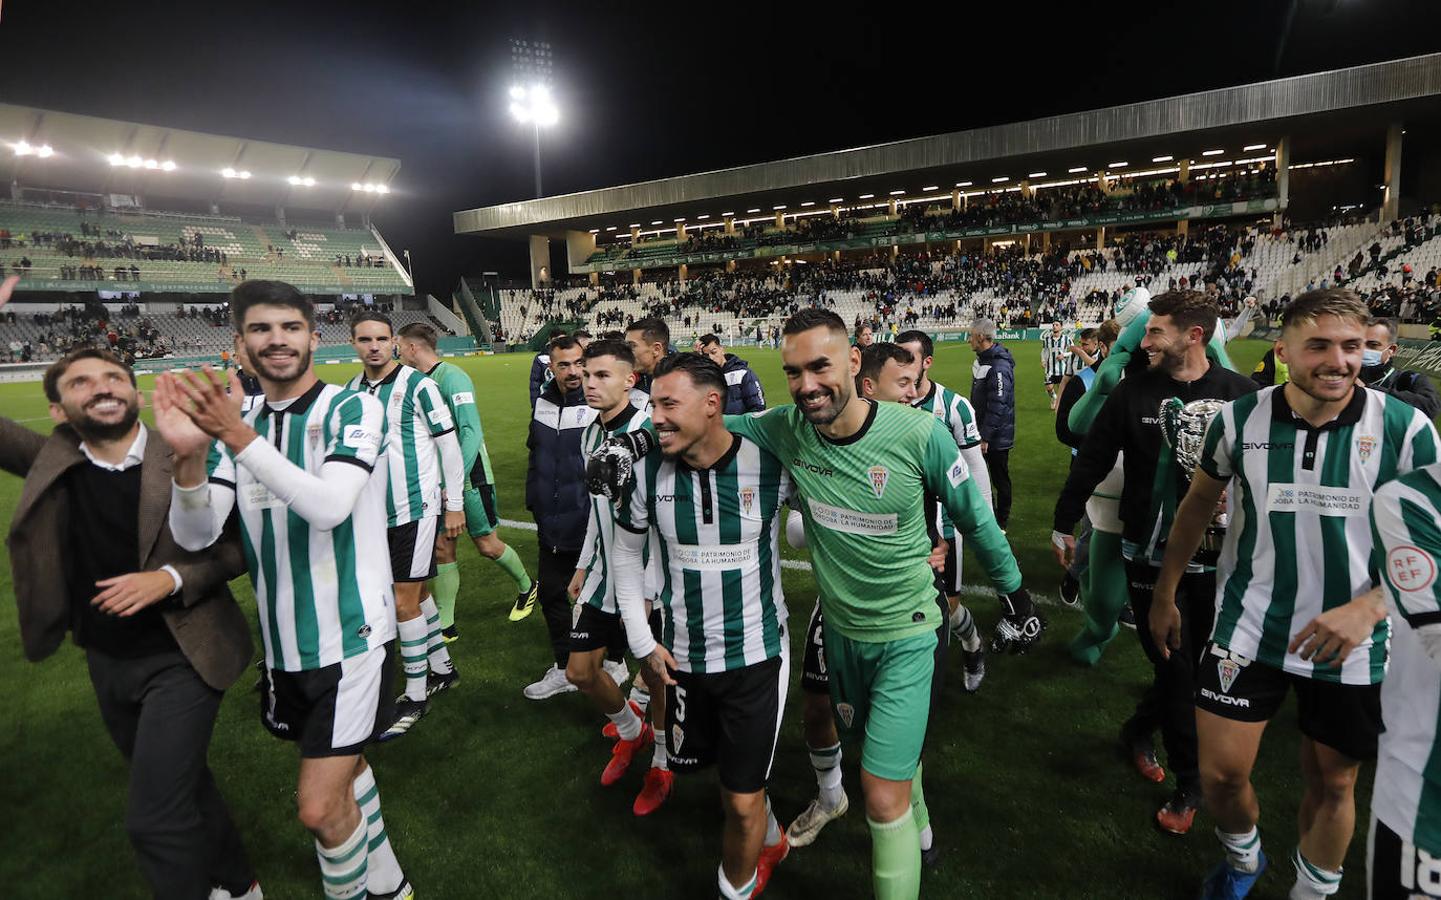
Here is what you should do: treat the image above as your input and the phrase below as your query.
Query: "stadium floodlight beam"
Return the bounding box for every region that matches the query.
[508,83,560,198]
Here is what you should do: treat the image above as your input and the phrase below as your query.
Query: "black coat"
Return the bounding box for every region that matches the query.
[525,381,597,550]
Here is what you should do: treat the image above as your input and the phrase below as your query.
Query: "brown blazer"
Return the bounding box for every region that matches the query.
[1,417,254,689]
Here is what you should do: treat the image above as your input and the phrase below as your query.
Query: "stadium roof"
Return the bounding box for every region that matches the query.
[455,52,1441,239]
[0,103,401,215]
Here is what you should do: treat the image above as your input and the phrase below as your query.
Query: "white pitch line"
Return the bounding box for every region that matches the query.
[497,516,1064,606]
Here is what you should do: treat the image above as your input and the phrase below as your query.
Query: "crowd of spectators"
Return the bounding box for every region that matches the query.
[588,165,1278,264]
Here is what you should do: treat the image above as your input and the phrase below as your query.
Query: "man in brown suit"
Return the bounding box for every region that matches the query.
[1,332,260,899]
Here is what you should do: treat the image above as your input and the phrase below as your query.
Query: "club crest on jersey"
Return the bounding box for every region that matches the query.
[1357,434,1377,461]
[740,487,756,515]
[867,466,889,499]
[836,702,856,728]
[307,422,322,449]
[1217,658,1241,693]
[671,724,685,752]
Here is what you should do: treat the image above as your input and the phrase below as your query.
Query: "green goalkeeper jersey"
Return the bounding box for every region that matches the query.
[725,400,1020,643]
[427,360,493,485]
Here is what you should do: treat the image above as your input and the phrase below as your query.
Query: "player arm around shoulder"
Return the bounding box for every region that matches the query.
[1150,468,1228,657]
[611,502,676,686]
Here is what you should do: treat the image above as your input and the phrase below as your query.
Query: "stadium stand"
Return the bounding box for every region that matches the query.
[489,210,1423,345]
[0,202,412,296]
[584,167,1278,268]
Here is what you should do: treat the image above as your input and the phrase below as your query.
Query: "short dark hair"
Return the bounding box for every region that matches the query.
[855,322,874,336]
[1079,328,1099,342]
[895,329,932,358]
[572,329,593,340]
[349,310,393,336]
[857,343,915,390]
[599,330,624,341]
[547,327,568,340]
[1282,288,1370,334]
[1366,315,1402,343]
[784,308,848,338]
[43,347,135,403]
[1148,289,1219,342]
[626,317,670,348]
[583,338,635,367]
[699,333,721,348]
[397,321,438,350]
[653,351,726,395]
[549,334,580,354]
[230,279,314,331]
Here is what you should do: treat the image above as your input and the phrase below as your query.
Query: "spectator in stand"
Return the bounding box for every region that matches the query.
[854,323,874,349]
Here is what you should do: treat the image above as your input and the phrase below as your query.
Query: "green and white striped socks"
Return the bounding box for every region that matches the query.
[420,597,453,674]
[1290,846,1342,898]
[809,741,844,810]
[353,766,404,895]
[397,615,429,702]
[717,863,756,899]
[315,818,367,899]
[1216,826,1262,874]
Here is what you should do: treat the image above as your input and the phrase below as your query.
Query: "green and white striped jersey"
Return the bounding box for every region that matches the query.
[1372,463,1441,858]
[1200,385,1439,684]
[208,381,396,672]
[914,379,982,540]
[1042,330,1075,378]
[578,404,653,614]
[346,364,455,528]
[615,433,791,673]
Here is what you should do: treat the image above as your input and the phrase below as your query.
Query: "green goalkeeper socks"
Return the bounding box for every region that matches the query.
[495,545,533,593]
[868,812,921,900]
[910,761,930,835]
[432,562,461,630]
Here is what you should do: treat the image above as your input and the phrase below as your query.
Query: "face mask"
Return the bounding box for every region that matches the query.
[1361,349,1384,367]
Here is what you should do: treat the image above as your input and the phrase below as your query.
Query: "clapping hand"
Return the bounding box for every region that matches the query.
[162,366,247,446]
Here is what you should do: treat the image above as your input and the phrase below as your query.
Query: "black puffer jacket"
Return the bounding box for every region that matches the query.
[525,380,598,550]
[971,342,1016,450]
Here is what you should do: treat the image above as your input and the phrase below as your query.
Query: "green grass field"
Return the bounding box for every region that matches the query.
[0,338,1372,899]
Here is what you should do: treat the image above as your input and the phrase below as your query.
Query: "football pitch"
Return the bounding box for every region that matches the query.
[0,338,1370,899]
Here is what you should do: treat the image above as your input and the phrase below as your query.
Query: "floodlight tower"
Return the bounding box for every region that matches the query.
[508,84,559,198]
[508,38,556,198]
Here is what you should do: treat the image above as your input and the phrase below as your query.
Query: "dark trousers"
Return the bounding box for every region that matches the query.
[86,649,253,900]
[538,544,629,670]
[984,447,1013,528]
[1122,560,1215,797]
[538,544,581,668]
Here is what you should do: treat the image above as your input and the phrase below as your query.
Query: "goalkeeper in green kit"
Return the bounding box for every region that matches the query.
[397,323,537,637]
[589,309,1039,899]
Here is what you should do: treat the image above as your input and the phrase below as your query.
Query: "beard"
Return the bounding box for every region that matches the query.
[68,394,141,443]
[792,378,851,426]
[251,343,313,384]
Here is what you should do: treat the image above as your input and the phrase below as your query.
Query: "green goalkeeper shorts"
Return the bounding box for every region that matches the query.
[462,484,499,538]
[822,621,936,782]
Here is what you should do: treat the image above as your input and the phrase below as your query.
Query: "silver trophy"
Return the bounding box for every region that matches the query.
[1159,397,1229,564]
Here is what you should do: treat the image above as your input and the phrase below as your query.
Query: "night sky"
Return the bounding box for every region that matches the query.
[1,0,1439,296]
